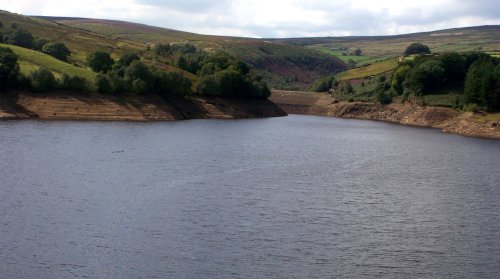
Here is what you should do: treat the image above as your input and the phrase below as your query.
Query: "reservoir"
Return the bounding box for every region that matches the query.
[0,115,499,278]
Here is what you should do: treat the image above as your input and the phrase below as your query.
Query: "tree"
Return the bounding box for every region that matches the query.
[30,67,56,92]
[464,58,498,111]
[404,60,444,95]
[115,53,140,68]
[376,82,392,104]
[32,38,49,51]
[59,74,88,92]
[95,74,113,94]
[439,52,466,84]
[404,43,431,56]
[42,42,71,61]
[391,65,410,95]
[5,28,34,48]
[125,60,154,94]
[155,71,192,97]
[0,46,19,86]
[154,44,172,56]
[87,51,114,73]
[354,49,362,56]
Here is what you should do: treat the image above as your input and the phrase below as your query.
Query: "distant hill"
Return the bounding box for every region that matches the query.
[269,25,500,56]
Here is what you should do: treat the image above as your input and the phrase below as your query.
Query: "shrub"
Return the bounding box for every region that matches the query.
[155,71,192,97]
[309,76,335,92]
[42,42,71,61]
[463,103,479,113]
[95,74,113,94]
[32,38,49,51]
[377,91,393,105]
[154,44,172,56]
[391,65,410,95]
[30,67,56,92]
[115,53,140,69]
[59,74,88,92]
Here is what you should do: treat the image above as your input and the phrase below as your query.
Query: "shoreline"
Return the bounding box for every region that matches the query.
[2,91,499,140]
[270,91,500,140]
[0,92,287,122]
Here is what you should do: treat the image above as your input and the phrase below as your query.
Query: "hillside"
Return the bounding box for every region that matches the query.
[0,43,96,82]
[0,11,145,66]
[271,26,500,56]
[37,16,347,89]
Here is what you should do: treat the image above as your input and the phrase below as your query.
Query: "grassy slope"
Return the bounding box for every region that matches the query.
[44,17,347,89]
[336,58,399,80]
[0,43,96,82]
[0,10,145,66]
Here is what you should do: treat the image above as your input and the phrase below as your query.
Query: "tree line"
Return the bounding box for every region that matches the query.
[87,44,270,99]
[392,50,500,111]
[0,32,271,100]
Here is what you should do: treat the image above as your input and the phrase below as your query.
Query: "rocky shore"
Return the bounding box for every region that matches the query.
[270,90,500,140]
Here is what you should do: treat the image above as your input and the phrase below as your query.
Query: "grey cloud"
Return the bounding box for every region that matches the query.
[134,0,228,12]
[131,0,499,38]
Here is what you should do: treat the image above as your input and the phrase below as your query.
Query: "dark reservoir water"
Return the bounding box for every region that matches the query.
[1,115,499,278]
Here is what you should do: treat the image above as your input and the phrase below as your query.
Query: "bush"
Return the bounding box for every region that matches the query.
[95,74,113,94]
[32,38,49,51]
[30,67,56,92]
[391,65,410,95]
[115,53,140,69]
[59,74,88,92]
[155,71,192,97]
[42,42,71,61]
[87,51,114,73]
[377,91,393,105]
[309,76,335,92]
[154,44,172,56]
[463,103,479,113]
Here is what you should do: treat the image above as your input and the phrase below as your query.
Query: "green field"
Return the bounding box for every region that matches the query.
[0,43,97,82]
[313,47,390,66]
[336,58,399,80]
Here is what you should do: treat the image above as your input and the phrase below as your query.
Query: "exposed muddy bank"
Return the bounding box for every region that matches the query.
[270,90,500,139]
[0,92,286,121]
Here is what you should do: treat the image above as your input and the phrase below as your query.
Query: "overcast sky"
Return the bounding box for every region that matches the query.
[2,0,499,38]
